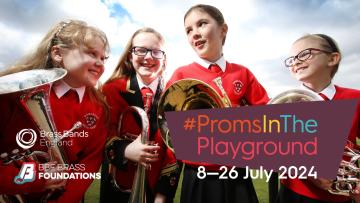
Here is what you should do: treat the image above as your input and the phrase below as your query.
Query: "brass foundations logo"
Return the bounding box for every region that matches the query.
[14,163,36,184]
[14,163,101,185]
[13,129,98,185]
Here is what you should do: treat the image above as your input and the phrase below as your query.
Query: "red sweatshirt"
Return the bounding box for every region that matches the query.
[102,75,179,198]
[0,84,107,203]
[282,85,360,202]
[167,61,269,170]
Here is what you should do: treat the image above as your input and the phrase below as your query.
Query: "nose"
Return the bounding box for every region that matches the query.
[293,57,302,66]
[190,28,201,41]
[95,60,104,66]
[144,51,153,59]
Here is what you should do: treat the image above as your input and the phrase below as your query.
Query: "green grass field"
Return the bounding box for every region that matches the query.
[85,169,273,203]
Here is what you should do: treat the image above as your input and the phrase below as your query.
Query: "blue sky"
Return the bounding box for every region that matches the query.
[0,0,359,96]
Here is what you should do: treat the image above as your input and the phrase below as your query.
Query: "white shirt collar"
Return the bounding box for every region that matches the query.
[195,55,227,72]
[136,74,159,95]
[301,82,336,100]
[53,80,86,103]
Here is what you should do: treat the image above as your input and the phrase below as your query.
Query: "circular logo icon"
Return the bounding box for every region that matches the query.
[16,129,37,149]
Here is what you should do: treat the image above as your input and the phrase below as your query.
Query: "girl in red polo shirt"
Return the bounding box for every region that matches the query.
[277,34,360,203]
[100,27,179,203]
[167,4,269,203]
[0,20,109,203]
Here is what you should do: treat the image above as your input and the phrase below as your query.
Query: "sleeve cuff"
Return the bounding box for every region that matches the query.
[106,138,131,169]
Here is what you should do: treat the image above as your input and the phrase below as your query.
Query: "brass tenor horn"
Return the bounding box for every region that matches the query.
[157,78,231,152]
[0,68,81,202]
[110,106,150,203]
[328,141,360,196]
[269,89,360,196]
[267,89,323,203]
[268,89,323,104]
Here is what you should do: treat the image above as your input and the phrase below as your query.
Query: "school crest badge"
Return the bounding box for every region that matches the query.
[233,80,243,95]
[83,113,99,129]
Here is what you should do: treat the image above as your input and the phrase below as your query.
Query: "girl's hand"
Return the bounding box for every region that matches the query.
[308,177,332,190]
[154,193,167,203]
[124,136,160,168]
[350,185,360,203]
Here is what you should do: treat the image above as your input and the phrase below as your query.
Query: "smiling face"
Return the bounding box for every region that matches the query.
[130,32,165,85]
[57,36,106,87]
[184,9,227,62]
[289,37,333,85]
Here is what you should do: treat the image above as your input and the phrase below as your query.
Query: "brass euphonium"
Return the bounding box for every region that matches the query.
[110,106,150,203]
[268,89,323,104]
[157,77,231,152]
[0,68,81,202]
[268,89,360,196]
[267,88,324,203]
[329,141,360,196]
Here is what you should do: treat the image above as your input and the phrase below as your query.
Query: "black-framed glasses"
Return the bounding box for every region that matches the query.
[284,48,331,67]
[131,46,165,59]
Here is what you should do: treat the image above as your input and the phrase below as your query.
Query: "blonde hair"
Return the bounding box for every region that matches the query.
[106,27,165,83]
[295,34,341,78]
[0,19,110,122]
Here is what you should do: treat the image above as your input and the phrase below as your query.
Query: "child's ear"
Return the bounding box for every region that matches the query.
[50,46,63,64]
[221,23,228,38]
[162,55,167,70]
[328,52,341,67]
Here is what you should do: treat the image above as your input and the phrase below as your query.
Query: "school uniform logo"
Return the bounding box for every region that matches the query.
[233,80,244,95]
[83,113,99,129]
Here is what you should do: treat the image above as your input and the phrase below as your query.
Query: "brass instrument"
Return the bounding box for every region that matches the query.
[267,89,330,203]
[268,89,323,202]
[268,89,360,196]
[0,68,81,202]
[110,106,150,203]
[110,78,230,202]
[157,78,231,152]
[268,89,323,104]
[329,141,360,196]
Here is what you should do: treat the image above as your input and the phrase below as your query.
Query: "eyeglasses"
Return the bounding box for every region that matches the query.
[284,48,331,67]
[131,46,165,59]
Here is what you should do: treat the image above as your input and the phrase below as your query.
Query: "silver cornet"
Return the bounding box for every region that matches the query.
[109,106,150,203]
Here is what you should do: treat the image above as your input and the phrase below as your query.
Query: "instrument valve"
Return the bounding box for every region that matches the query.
[1,152,12,165]
[11,149,24,168]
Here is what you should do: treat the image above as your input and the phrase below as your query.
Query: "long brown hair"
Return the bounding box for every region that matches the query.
[0,20,110,121]
[106,27,165,83]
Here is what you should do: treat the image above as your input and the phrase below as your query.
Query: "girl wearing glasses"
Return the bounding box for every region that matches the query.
[167,4,269,203]
[100,27,179,203]
[277,34,360,203]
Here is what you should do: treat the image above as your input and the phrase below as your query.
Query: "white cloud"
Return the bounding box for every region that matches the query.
[0,0,359,97]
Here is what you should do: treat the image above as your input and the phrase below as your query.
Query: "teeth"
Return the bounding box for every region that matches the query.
[195,40,204,46]
[142,64,153,68]
[296,67,305,73]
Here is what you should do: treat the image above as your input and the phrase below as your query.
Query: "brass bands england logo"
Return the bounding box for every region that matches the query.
[16,129,37,150]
